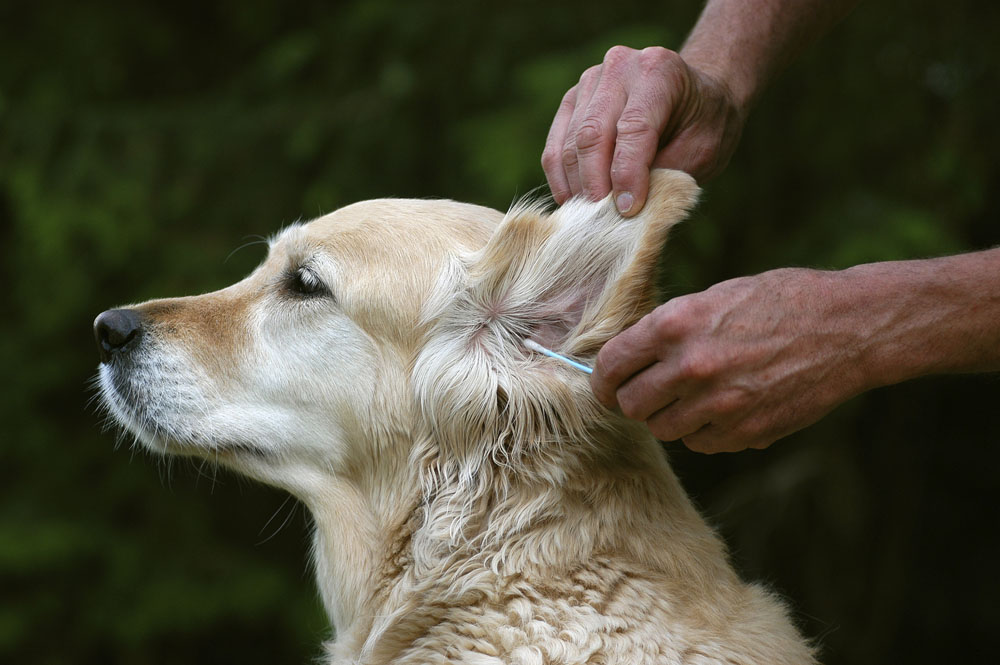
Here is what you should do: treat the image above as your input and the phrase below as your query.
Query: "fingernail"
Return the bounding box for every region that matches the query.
[615,191,634,215]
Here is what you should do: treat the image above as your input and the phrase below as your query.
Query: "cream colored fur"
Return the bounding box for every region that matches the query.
[96,170,816,664]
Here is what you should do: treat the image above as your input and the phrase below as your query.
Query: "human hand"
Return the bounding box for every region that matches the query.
[541,45,746,216]
[591,268,872,453]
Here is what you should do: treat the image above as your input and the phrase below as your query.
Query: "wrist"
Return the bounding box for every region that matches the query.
[679,46,761,118]
[833,263,936,392]
[679,0,863,118]
[789,268,881,402]
[829,266,902,392]
[677,0,783,117]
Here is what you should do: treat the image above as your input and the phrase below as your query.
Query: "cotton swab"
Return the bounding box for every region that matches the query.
[522,339,593,375]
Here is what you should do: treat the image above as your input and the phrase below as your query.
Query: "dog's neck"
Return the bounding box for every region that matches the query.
[303,422,731,663]
[300,441,422,658]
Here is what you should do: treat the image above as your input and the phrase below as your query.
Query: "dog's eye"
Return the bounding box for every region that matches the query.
[286,267,328,298]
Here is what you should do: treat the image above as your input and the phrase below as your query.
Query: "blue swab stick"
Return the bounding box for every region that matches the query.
[523,339,593,375]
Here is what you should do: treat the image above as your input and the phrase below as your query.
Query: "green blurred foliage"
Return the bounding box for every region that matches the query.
[1,1,998,663]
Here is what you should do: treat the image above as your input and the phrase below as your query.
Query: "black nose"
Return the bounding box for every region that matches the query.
[94,309,143,363]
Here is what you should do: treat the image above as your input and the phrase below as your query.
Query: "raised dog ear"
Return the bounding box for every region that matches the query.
[467,168,699,359]
[413,170,699,484]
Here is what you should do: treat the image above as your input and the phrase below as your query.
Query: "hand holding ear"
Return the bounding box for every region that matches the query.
[591,268,871,453]
[541,46,745,216]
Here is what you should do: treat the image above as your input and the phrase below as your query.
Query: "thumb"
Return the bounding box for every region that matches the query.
[609,115,661,217]
[609,88,676,216]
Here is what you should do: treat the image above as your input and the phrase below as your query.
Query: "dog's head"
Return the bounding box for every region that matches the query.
[94,169,698,503]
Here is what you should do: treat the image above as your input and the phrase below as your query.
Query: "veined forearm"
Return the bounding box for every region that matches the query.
[680,0,861,112]
[845,247,1000,389]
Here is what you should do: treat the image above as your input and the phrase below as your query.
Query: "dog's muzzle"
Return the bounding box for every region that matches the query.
[94,308,143,363]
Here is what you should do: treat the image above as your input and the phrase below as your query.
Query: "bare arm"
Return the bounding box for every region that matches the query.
[681,0,860,112]
[546,0,1000,453]
[592,248,1000,453]
[850,248,1000,383]
[541,0,860,213]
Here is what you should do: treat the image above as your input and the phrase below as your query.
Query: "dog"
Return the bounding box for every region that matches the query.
[94,169,816,664]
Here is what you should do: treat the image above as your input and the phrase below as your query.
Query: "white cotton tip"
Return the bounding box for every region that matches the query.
[522,339,593,375]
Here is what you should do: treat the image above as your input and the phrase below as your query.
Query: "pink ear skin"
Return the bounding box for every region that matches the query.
[466,169,700,363]
[524,280,602,350]
[564,169,700,358]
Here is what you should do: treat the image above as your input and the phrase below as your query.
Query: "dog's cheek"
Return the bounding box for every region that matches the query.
[243,307,385,453]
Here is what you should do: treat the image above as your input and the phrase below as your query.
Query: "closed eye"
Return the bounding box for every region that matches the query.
[285,266,330,299]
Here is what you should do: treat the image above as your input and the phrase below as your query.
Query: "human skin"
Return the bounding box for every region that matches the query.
[542,0,860,213]
[543,0,1000,453]
[591,250,1000,453]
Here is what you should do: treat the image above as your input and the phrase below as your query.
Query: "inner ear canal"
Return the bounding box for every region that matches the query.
[524,275,604,350]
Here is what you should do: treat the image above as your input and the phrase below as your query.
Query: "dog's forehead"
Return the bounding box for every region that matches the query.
[274,198,501,263]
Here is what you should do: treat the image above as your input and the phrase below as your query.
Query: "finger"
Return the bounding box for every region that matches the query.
[680,424,738,454]
[562,65,603,198]
[575,47,635,201]
[645,399,710,442]
[542,85,578,204]
[682,412,783,453]
[610,48,686,216]
[591,313,665,408]
[614,361,682,422]
[682,424,757,454]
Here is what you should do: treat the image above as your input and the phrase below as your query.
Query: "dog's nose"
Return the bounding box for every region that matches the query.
[94,309,143,363]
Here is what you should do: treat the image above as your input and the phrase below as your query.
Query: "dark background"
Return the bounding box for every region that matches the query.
[2,1,998,663]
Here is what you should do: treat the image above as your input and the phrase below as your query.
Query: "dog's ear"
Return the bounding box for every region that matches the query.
[468,168,699,358]
[413,169,698,473]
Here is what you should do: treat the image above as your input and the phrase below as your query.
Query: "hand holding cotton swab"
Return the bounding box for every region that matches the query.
[522,339,593,375]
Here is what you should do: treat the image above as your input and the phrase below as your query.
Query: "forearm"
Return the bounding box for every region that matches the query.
[844,248,1000,389]
[680,0,861,113]
[593,247,1000,453]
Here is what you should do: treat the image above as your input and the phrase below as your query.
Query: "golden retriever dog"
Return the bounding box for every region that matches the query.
[94,169,815,664]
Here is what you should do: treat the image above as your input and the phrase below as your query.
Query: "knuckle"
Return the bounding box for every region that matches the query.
[593,346,613,377]
[618,396,644,421]
[561,144,579,169]
[590,380,614,409]
[639,46,678,69]
[574,118,608,152]
[646,405,689,442]
[649,302,686,339]
[603,45,635,67]
[609,157,642,187]
[579,64,602,86]
[642,49,688,93]
[615,110,658,141]
[639,45,671,61]
[559,85,578,108]
[594,344,623,382]
[712,390,747,417]
[541,146,560,171]
[676,348,716,382]
[667,294,705,324]
[735,415,768,441]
